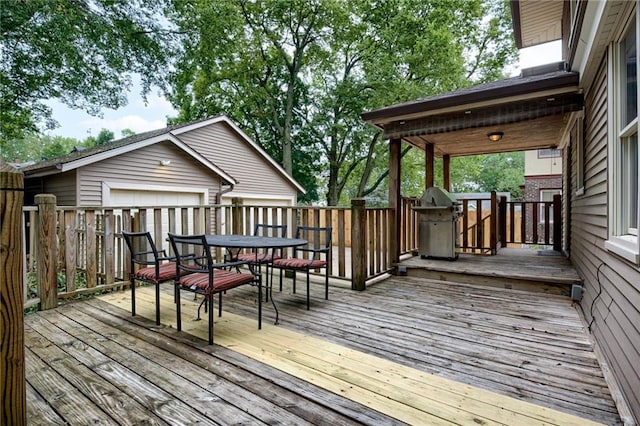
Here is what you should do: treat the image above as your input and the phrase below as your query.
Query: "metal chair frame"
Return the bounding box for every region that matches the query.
[168,233,262,345]
[271,226,332,310]
[122,231,176,325]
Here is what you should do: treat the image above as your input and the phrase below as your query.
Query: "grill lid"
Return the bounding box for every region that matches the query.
[420,187,459,207]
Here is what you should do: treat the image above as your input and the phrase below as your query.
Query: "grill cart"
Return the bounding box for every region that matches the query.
[413,187,463,260]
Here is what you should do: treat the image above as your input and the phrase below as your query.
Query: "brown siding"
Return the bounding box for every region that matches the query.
[43,171,77,206]
[178,122,298,201]
[77,141,221,206]
[571,55,640,422]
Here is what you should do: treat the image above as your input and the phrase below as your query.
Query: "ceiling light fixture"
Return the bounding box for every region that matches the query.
[487,131,504,142]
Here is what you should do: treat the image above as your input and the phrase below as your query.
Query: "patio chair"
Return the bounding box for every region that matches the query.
[168,233,262,345]
[233,224,287,300]
[234,224,288,264]
[271,225,332,310]
[122,231,177,325]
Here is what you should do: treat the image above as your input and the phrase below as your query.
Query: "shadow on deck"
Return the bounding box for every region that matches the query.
[25,272,620,425]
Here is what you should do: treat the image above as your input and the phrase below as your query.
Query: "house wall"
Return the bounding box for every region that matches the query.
[522,175,562,202]
[177,122,298,204]
[571,54,640,422]
[76,141,221,206]
[27,170,77,206]
[524,150,562,175]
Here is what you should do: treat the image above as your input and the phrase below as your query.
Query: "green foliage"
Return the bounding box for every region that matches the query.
[0,132,82,162]
[449,152,525,198]
[0,0,175,146]
[167,0,518,205]
[85,129,116,147]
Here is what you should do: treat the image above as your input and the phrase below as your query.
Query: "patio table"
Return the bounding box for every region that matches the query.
[205,234,307,324]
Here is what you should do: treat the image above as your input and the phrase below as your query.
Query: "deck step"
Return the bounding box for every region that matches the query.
[399,248,582,296]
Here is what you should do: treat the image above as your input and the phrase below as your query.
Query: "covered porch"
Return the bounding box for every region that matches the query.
[361,63,583,266]
[25,274,620,425]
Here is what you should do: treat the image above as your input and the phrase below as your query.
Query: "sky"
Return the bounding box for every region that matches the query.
[45,40,563,141]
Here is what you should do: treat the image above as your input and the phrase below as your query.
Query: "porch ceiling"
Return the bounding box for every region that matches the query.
[510,0,564,49]
[361,68,582,158]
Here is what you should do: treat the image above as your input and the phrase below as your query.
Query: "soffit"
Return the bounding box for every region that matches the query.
[361,70,582,158]
[512,0,564,49]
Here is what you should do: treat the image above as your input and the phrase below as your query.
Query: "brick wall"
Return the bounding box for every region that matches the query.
[523,175,562,202]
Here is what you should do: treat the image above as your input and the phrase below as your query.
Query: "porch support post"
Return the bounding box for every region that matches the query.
[389,138,402,267]
[553,194,562,252]
[350,198,366,291]
[35,194,58,310]
[1,163,26,425]
[425,143,435,189]
[443,154,451,191]
[490,191,497,255]
[499,195,508,249]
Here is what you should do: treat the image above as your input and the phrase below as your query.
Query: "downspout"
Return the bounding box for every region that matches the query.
[216,182,235,204]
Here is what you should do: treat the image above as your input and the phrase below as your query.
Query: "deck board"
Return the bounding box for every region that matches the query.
[103,287,603,426]
[221,275,621,424]
[25,274,622,425]
[401,248,583,292]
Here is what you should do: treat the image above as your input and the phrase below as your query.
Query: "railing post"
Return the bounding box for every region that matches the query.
[499,196,507,249]
[1,162,26,425]
[490,191,498,254]
[553,194,562,252]
[351,198,367,291]
[232,197,243,235]
[35,194,58,310]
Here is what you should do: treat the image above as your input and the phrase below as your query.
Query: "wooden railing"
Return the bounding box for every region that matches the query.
[457,193,561,253]
[400,192,562,256]
[21,192,562,310]
[22,196,402,309]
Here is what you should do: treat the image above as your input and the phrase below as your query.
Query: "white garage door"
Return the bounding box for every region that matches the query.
[111,189,202,207]
[110,189,205,245]
[220,196,293,235]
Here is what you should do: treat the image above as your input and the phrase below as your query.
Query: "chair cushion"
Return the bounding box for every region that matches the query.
[134,262,177,283]
[235,252,281,263]
[272,258,327,269]
[179,269,256,294]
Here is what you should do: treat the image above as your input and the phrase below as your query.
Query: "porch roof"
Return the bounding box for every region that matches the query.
[361,64,582,158]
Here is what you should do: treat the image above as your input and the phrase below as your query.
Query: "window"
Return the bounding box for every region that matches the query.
[537,149,562,158]
[605,12,640,264]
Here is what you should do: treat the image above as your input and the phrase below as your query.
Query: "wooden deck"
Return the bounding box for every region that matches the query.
[25,274,621,425]
[400,247,583,294]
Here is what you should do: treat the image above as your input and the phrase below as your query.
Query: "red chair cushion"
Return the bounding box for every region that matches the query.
[272,258,327,269]
[135,262,177,283]
[179,269,256,294]
[235,252,281,263]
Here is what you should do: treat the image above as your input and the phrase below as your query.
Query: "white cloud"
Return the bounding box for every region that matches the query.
[46,87,177,140]
[80,115,168,137]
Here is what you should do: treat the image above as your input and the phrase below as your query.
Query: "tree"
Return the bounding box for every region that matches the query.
[0,133,81,163]
[349,0,518,203]
[84,129,115,147]
[0,0,175,146]
[167,0,517,205]
[168,0,336,203]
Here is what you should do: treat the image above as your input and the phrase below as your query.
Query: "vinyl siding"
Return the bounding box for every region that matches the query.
[43,171,77,206]
[177,122,298,202]
[24,171,77,206]
[77,141,221,206]
[571,54,640,422]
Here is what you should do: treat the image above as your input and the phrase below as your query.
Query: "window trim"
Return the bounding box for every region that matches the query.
[606,10,640,265]
[537,149,562,159]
